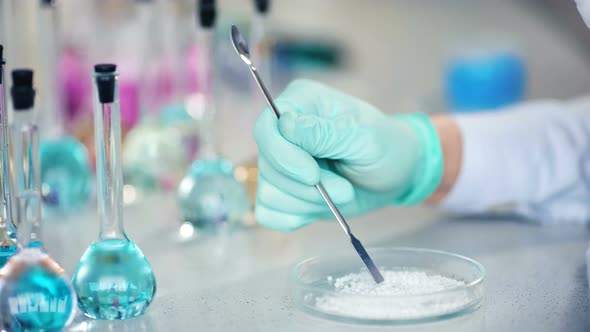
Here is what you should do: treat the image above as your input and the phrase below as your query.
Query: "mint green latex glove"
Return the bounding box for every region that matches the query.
[254,80,443,231]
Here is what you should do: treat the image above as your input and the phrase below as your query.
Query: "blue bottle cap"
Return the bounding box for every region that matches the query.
[445,52,526,112]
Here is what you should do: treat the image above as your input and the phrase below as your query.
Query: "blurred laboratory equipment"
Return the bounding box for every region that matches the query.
[0,46,16,267]
[231,25,384,284]
[0,69,76,330]
[176,0,250,238]
[123,0,200,196]
[251,0,272,91]
[72,64,156,320]
[0,195,77,331]
[37,0,92,212]
[445,49,526,112]
[408,44,526,115]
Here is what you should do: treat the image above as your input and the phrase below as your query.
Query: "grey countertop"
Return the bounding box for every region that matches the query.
[39,195,589,332]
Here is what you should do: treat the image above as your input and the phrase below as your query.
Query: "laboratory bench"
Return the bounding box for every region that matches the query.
[39,1,590,331]
[43,194,590,332]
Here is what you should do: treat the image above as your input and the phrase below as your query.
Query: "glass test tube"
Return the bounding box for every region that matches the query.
[10,69,41,247]
[92,64,127,241]
[0,46,15,241]
[251,0,272,90]
[195,0,218,159]
[38,0,65,139]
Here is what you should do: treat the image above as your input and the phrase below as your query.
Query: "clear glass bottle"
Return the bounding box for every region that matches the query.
[176,0,250,238]
[72,64,156,320]
[38,0,92,212]
[0,46,16,266]
[0,69,76,331]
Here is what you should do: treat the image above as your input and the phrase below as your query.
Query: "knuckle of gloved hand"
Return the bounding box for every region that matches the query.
[254,205,305,233]
[260,216,300,233]
[253,113,273,146]
[285,79,328,99]
[286,78,317,92]
[255,182,276,207]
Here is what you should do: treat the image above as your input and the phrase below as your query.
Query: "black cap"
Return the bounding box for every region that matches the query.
[254,0,270,14]
[94,64,117,104]
[198,0,216,29]
[11,69,35,110]
[94,64,117,73]
[0,45,4,84]
[40,0,56,7]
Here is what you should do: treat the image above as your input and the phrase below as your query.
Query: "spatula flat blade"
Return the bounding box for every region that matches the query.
[350,234,384,284]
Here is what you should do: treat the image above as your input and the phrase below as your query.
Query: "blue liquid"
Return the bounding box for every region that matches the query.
[177,159,250,232]
[0,244,16,268]
[40,137,91,211]
[72,239,157,320]
[0,263,76,331]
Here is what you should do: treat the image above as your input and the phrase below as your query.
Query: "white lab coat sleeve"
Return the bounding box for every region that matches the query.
[441,98,590,224]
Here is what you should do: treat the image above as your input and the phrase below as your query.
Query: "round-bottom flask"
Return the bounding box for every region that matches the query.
[123,117,191,192]
[0,248,76,331]
[40,137,91,210]
[177,158,250,235]
[72,64,157,321]
[72,238,156,320]
[0,232,16,268]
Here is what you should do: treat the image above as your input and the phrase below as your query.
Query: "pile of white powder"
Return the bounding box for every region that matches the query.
[314,269,473,320]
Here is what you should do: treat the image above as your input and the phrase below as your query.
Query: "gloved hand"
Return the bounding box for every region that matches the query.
[254,80,443,231]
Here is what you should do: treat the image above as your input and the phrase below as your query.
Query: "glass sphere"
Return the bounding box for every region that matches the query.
[0,248,76,330]
[123,118,193,192]
[178,159,250,231]
[40,137,91,211]
[177,158,250,234]
[72,239,156,320]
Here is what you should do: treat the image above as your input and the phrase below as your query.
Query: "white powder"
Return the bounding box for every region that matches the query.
[314,269,474,320]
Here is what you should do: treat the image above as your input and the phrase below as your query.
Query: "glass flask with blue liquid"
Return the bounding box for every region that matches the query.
[37,0,91,211]
[72,64,156,320]
[0,69,76,331]
[0,45,16,265]
[177,0,250,238]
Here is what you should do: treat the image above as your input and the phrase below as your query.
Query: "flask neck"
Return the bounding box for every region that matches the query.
[195,29,219,160]
[0,61,13,232]
[93,71,128,241]
[11,107,42,248]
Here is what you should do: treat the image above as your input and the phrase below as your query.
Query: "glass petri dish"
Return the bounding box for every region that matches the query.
[292,247,485,324]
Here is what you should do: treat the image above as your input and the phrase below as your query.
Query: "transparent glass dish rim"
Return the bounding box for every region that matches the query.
[293,247,485,298]
[291,247,486,323]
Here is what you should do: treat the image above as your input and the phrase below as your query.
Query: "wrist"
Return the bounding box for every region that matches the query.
[425,114,462,204]
[393,113,444,205]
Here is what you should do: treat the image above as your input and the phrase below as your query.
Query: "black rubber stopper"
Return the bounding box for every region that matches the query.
[11,69,35,110]
[94,64,117,73]
[94,64,117,104]
[198,0,216,29]
[40,0,56,7]
[254,0,270,14]
[0,45,4,84]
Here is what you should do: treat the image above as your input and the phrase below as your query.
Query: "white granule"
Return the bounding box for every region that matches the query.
[314,269,473,320]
